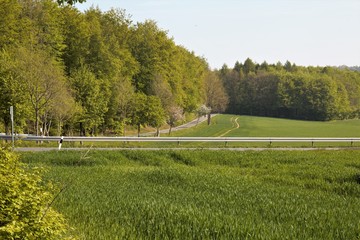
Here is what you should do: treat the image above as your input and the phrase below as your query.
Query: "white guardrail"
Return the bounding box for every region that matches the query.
[1,135,360,145]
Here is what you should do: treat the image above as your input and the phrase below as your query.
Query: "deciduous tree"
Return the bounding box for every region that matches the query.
[204,71,229,124]
[69,65,109,136]
[12,46,69,136]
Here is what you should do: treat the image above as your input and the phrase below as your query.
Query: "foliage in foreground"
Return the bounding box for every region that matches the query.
[21,150,360,239]
[0,148,75,239]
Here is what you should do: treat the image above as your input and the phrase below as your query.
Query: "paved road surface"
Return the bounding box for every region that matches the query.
[141,115,211,136]
[14,147,357,152]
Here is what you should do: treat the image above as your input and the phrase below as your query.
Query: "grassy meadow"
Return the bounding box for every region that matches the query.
[20,149,360,239]
[167,115,360,148]
[172,114,360,137]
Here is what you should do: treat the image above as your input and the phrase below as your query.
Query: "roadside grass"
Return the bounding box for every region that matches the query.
[20,150,360,239]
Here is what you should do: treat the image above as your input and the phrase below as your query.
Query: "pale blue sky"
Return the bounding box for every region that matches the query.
[76,0,360,69]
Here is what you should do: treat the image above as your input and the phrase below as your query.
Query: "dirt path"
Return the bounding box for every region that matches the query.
[219,117,239,137]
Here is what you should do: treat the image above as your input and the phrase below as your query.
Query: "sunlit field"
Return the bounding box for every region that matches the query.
[21,150,360,239]
[171,114,360,137]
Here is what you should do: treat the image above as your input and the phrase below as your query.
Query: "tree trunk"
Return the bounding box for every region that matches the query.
[207,113,211,125]
[79,122,83,145]
[80,122,83,136]
[35,108,39,136]
[3,118,9,143]
[4,120,9,135]
[44,119,51,136]
[137,124,141,137]
[57,118,62,136]
[35,107,40,144]
[156,127,160,137]
[168,125,172,136]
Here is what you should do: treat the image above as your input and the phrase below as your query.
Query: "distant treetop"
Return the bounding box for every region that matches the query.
[57,0,86,6]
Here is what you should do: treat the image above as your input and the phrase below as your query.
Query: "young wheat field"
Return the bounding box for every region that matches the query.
[21,149,360,239]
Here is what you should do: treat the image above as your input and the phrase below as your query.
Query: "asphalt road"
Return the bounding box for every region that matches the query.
[141,115,210,136]
[14,147,356,152]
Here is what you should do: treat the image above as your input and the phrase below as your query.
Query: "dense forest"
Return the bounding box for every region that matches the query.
[220,59,360,121]
[0,0,228,136]
[0,0,359,137]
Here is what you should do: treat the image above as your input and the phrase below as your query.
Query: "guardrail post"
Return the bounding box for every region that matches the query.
[58,136,63,150]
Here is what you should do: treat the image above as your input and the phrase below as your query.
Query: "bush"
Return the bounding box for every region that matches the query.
[0,148,75,239]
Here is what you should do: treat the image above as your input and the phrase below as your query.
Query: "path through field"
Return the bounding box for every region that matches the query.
[218,117,240,137]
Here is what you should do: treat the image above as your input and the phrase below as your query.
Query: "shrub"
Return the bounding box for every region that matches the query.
[0,148,75,239]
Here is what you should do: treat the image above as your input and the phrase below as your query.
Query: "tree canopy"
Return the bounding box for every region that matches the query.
[220,59,359,121]
[0,0,217,136]
[57,0,86,6]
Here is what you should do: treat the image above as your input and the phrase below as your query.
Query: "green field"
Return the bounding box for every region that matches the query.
[172,115,360,137]
[21,150,360,239]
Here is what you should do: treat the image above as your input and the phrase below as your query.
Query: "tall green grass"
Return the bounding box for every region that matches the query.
[21,150,360,239]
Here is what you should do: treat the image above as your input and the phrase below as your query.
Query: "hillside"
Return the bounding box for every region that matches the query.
[172,115,360,137]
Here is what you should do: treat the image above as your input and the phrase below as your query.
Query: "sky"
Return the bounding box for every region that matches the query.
[75,0,360,69]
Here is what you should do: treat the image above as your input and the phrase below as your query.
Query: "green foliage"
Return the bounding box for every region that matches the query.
[276,73,345,120]
[146,95,166,128]
[57,0,86,6]
[221,59,358,121]
[16,46,69,135]
[20,0,65,58]
[204,71,229,113]
[166,105,184,134]
[60,6,90,75]
[0,0,21,48]
[129,22,207,112]
[69,65,109,135]
[0,48,28,134]
[129,20,176,93]
[0,148,74,239]
[129,93,165,136]
[20,150,360,239]
[0,0,208,135]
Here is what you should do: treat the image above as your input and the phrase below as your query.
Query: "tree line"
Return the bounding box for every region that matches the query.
[0,0,228,136]
[220,58,360,121]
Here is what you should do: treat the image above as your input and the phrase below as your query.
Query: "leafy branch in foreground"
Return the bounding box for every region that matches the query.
[0,148,75,239]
